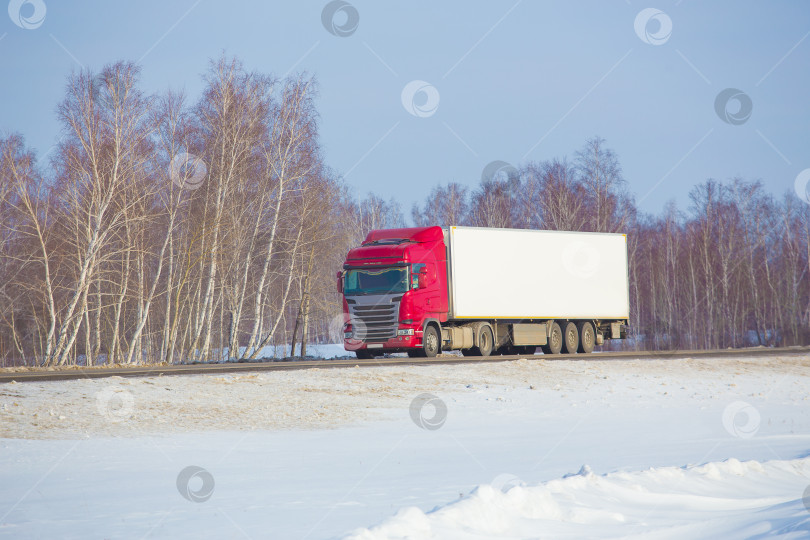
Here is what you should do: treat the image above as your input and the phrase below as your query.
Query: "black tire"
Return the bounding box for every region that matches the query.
[540,322,562,354]
[561,321,579,354]
[577,321,596,353]
[461,349,476,356]
[422,325,440,358]
[355,350,375,360]
[471,325,494,357]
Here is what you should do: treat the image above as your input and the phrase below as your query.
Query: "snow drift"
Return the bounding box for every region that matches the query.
[346,457,810,540]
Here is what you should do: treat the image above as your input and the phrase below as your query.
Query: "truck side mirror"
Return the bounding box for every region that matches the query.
[418,267,430,289]
[336,271,343,293]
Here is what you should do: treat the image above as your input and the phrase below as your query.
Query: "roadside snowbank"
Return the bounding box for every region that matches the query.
[233,342,353,360]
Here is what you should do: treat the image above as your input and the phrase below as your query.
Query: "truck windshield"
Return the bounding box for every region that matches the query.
[344,267,408,296]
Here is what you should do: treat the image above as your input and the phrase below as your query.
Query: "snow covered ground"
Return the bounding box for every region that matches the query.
[233,342,357,361]
[2,353,810,539]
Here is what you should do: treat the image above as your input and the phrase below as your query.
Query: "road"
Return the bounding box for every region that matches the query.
[1,346,808,383]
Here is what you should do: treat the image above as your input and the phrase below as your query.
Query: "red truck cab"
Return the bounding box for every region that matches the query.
[337,226,448,358]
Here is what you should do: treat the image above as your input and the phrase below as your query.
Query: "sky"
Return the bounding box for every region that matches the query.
[1,0,809,218]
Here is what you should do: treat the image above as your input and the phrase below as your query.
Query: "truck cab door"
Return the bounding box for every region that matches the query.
[415,263,441,315]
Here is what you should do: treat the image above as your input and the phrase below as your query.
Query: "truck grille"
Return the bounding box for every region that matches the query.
[349,300,400,342]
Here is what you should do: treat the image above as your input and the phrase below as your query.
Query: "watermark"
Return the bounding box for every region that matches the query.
[634,8,672,46]
[321,0,359,37]
[8,0,46,30]
[562,240,601,279]
[328,312,368,343]
[714,88,753,125]
[176,465,215,503]
[793,168,810,204]
[410,393,447,430]
[491,473,522,493]
[401,80,440,118]
[95,386,134,422]
[481,160,518,184]
[328,313,349,343]
[722,401,760,439]
[169,152,207,190]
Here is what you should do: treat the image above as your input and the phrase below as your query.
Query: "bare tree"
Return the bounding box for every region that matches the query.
[45,62,155,366]
[0,135,57,365]
[468,178,519,228]
[575,137,633,233]
[241,74,320,360]
[521,158,586,231]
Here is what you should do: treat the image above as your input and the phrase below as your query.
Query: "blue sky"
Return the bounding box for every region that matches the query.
[1,1,809,216]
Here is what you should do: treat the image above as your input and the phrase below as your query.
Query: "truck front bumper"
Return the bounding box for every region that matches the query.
[344,329,421,352]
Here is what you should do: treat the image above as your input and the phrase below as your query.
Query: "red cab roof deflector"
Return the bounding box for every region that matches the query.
[363,226,443,245]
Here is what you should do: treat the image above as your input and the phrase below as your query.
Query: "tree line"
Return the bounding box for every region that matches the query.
[1,57,807,366]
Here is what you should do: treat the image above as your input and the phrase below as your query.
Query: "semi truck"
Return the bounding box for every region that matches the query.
[337,226,629,359]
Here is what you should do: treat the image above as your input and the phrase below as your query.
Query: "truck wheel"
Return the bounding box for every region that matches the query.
[577,321,595,353]
[540,322,562,354]
[471,325,494,357]
[356,350,375,360]
[422,325,440,358]
[561,322,579,354]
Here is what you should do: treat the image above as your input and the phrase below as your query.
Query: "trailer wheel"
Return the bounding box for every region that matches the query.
[422,325,440,358]
[356,350,375,360]
[471,325,494,357]
[561,322,579,354]
[540,322,563,354]
[577,321,595,353]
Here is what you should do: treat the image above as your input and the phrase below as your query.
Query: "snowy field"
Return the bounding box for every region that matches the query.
[2,353,810,539]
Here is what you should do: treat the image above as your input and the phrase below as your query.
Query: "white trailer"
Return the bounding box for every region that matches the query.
[448,227,629,320]
[441,226,630,356]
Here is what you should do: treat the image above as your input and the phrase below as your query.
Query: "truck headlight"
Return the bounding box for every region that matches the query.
[397,328,415,336]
